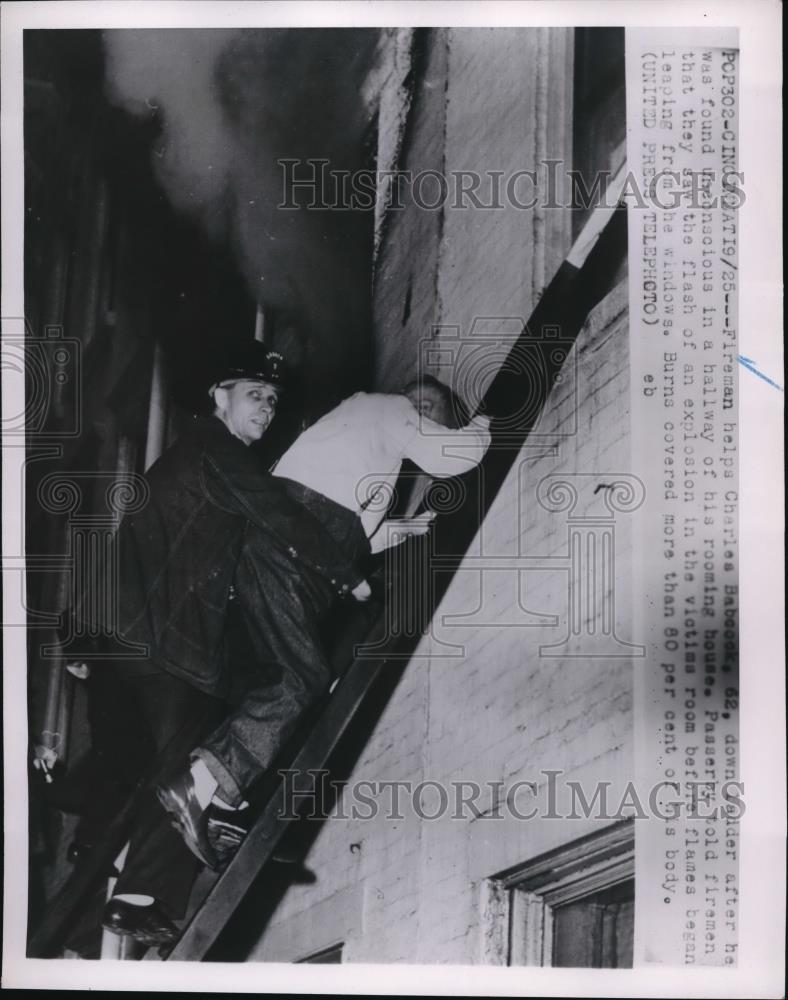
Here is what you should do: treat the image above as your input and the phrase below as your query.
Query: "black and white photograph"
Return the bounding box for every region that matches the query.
[1,1,783,994]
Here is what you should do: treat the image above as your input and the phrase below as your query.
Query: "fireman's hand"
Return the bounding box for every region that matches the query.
[351,579,372,602]
[397,511,436,538]
[369,511,436,554]
[65,661,91,680]
[33,745,58,784]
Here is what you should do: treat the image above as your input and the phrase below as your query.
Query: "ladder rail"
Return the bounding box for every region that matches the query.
[163,203,629,961]
[27,194,627,961]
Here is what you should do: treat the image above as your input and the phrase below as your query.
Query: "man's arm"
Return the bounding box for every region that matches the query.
[202,450,365,595]
[368,511,436,555]
[392,399,492,478]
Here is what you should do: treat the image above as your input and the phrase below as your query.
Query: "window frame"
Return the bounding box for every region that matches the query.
[482,819,634,967]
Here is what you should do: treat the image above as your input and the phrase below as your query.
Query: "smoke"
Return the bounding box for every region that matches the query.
[104,30,239,236]
[103,28,380,408]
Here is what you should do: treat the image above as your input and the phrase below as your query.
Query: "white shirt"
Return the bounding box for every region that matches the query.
[273,392,492,539]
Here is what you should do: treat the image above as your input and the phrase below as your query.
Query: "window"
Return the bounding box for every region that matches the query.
[482,820,634,967]
[549,879,634,968]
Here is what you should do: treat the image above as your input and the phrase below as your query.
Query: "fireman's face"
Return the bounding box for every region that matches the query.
[213,379,279,445]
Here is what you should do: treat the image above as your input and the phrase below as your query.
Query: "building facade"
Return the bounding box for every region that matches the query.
[23,26,635,966]
[246,27,635,967]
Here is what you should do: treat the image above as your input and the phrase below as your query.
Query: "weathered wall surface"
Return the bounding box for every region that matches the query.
[371,28,449,391]
[250,27,635,965]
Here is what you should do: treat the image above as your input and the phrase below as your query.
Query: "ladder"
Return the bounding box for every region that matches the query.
[28,191,628,962]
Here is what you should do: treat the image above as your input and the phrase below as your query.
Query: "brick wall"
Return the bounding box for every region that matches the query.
[250,27,635,965]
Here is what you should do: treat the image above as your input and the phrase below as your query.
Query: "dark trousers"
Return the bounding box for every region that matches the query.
[111,485,367,916]
[197,483,370,805]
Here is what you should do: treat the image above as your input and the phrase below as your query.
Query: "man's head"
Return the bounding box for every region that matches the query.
[402,375,469,429]
[208,343,288,446]
[211,379,280,445]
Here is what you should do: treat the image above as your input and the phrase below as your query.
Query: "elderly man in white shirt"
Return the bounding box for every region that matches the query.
[161,376,491,871]
[274,376,491,549]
